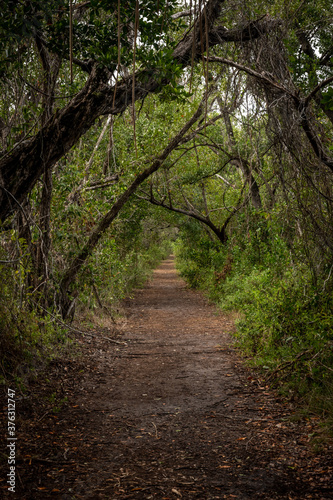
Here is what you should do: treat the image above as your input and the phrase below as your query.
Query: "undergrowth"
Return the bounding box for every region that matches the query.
[76,239,172,313]
[0,302,73,390]
[0,232,171,386]
[174,216,333,432]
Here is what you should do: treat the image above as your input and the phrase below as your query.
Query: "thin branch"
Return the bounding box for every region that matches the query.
[132,0,139,157]
[85,116,112,175]
[83,174,119,191]
[304,76,333,106]
[176,113,222,147]
[171,9,195,20]
[112,0,122,108]
[203,3,210,127]
[189,0,199,93]
[215,173,235,188]
[206,55,296,100]
[69,0,73,83]
[18,72,79,100]
[66,116,112,205]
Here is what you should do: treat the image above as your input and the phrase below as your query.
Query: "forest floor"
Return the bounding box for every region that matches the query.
[1,256,333,499]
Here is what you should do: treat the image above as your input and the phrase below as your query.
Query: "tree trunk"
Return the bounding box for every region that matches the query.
[0,4,278,222]
[59,100,205,318]
[36,167,53,286]
[34,41,61,305]
[217,97,262,209]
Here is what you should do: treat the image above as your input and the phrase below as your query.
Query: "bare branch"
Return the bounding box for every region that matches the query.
[215,173,235,188]
[305,76,333,106]
[206,56,295,100]
[59,94,206,313]
[172,9,195,20]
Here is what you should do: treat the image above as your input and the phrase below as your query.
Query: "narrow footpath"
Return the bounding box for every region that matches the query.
[7,257,333,499]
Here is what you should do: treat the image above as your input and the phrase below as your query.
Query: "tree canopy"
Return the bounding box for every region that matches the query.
[1,0,333,413]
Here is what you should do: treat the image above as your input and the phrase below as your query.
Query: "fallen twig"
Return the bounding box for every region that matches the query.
[81,330,127,345]
[152,421,158,439]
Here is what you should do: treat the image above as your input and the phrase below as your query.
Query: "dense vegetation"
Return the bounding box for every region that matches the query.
[1,0,333,423]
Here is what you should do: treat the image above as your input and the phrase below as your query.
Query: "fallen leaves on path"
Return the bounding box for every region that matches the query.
[1,258,333,499]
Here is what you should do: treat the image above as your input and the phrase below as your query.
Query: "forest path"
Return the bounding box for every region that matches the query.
[10,256,333,499]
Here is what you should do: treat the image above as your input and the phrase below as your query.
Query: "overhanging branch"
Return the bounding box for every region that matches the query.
[0,0,283,221]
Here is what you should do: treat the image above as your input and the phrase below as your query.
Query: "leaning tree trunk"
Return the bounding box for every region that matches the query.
[59,100,205,318]
[0,2,278,222]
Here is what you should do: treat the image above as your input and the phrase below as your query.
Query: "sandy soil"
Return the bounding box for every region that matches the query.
[1,256,333,499]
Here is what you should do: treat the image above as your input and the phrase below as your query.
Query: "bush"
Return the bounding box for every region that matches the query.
[174,218,333,424]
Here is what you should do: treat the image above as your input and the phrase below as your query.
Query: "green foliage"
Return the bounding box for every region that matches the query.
[77,234,172,311]
[0,274,70,386]
[71,1,179,71]
[0,230,71,384]
[174,202,333,423]
[321,87,333,111]
[0,0,179,72]
[0,0,67,74]
[174,220,222,289]
[1,0,333,430]
[230,268,333,420]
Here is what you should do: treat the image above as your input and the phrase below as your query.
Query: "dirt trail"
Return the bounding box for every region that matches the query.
[4,256,333,499]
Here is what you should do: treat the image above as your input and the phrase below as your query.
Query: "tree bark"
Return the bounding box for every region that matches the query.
[59,99,205,317]
[138,194,229,244]
[297,30,333,126]
[0,2,279,222]
[209,55,333,174]
[217,97,262,209]
[34,40,61,302]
